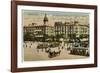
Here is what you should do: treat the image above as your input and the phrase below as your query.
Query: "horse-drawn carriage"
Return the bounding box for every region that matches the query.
[46,46,61,58]
[37,42,61,58]
[46,47,61,58]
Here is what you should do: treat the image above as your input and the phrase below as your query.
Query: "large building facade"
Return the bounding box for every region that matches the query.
[55,21,89,39]
[24,14,55,42]
[24,14,89,47]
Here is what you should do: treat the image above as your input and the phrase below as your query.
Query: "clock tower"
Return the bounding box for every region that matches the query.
[43,14,48,25]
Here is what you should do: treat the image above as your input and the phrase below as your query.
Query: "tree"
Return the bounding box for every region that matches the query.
[70,33,76,39]
[24,32,33,41]
[55,33,65,41]
[79,34,89,39]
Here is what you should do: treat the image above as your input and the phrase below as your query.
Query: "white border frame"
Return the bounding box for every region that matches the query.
[17,5,94,68]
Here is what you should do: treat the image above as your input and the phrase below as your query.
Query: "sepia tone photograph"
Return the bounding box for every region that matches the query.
[23,10,89,61]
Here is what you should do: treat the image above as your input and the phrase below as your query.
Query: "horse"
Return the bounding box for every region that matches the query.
[54,50,61,56]
[48,51,55,58]
[45,48,51,53]
[48,49,61,58]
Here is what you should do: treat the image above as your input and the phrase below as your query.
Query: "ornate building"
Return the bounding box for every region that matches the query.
[24,14,54,41]
[24,14,89,46]
[54,20,89,47]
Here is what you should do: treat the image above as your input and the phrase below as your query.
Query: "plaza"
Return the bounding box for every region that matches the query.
[24,41,88,61]
[23,13,89,61]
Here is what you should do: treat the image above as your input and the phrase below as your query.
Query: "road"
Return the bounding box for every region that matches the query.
[23,42,88,61]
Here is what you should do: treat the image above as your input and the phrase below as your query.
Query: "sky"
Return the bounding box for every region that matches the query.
[22,10,89,26]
